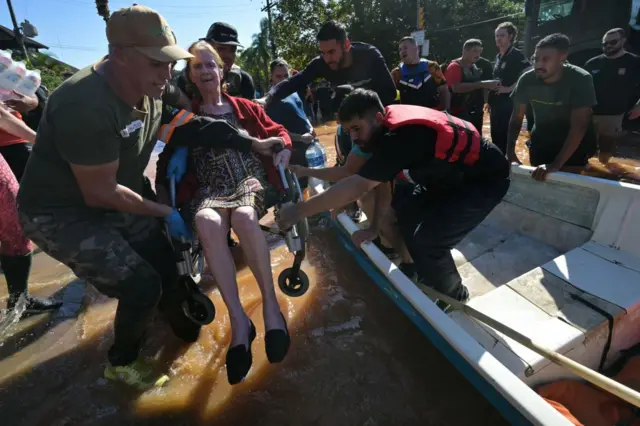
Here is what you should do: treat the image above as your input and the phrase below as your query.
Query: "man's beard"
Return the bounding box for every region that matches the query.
[354,120,382,153]
[604,47,622,57]
[353,140,370,152]
[337,53,347,69]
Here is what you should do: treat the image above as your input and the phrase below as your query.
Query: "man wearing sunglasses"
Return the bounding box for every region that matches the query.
[584,28,640,163]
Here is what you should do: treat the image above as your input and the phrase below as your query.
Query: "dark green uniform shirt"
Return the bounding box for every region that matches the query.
[18,66,163,211]
[511,63,597,159]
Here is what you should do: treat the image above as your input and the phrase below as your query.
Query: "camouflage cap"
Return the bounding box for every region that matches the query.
[106,4,192,62]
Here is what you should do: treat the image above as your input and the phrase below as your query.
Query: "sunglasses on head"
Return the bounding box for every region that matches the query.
[602,39,621,47]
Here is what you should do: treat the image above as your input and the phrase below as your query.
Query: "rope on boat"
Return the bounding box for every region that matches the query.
[569,293,614,373]
[417,283,640,409]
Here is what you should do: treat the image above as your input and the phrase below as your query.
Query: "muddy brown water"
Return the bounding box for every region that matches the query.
[0,125,507,425]
[0,230,506,425]
[1,121,638,426]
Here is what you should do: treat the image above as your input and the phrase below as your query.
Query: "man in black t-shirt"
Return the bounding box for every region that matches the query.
[584,28,640,163]
[163,22,255,107]
[277,89,510,305]
[255,21,396,110]
[488,22,531,154]
[204,22,256,99]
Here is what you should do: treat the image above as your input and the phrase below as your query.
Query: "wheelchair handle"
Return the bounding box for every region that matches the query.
[168,176,190,244]
[277,163,289,190]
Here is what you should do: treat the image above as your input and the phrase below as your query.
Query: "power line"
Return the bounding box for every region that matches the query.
[170,6,261,19]
[47,44,102,52]
[51,0,254,10]
[427,13,524,35]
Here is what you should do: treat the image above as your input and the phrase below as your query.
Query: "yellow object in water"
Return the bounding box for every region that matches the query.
[104,358,170,390]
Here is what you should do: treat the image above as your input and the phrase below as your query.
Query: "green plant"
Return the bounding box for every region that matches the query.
[26,52,74,91]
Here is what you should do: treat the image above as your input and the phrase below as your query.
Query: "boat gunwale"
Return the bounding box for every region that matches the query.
[311,172,580,426]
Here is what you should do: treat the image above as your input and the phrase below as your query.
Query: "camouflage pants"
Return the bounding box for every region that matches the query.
[19,208,183,366]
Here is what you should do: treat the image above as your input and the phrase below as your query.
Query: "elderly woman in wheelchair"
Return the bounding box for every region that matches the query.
[156,40,308,385]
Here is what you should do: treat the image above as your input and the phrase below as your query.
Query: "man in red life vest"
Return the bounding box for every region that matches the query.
[278,89,511,304]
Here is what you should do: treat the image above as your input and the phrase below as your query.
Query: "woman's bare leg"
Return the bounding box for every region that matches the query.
[230,206,284,331]
[195,208,250,347]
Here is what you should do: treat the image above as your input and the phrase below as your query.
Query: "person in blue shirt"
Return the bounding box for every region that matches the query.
[265,58,316,187]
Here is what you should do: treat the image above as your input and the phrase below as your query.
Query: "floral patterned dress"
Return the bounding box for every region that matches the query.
[188,111,268,229]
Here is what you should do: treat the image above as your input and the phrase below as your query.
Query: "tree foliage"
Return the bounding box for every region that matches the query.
[27,52,75,92]
[271,0,351,71]
[237,18,273,94]
[270,0,525,70]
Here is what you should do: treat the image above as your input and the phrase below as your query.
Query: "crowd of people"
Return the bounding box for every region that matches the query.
[0,3,639,391]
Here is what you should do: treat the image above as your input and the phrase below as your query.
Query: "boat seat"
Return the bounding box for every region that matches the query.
[451,223,561,299]
[451,242,640,387]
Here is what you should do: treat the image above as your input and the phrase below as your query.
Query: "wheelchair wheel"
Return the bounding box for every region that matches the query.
[181,292,216,325]
[278,267,310,297]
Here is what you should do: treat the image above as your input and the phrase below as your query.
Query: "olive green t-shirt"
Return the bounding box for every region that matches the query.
[511,63,597,154]
[18,65,163,211]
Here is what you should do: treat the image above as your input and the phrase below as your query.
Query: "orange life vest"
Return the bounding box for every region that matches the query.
[383,104,481,167]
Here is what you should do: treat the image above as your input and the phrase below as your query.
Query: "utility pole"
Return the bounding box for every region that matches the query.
[416,0,424,31]
[261,0,277,57]
[6,0,29,63]
[95,0,111,23]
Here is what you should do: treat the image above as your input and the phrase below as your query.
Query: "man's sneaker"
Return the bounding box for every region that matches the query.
[397,262,417,281]
[346,203,362,222]
[104,358,169,390]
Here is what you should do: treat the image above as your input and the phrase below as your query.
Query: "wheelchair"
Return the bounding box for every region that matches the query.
[165,146,311,326]
[335,123,352,167]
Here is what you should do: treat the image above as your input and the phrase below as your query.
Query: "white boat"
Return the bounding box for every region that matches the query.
[313,166,640,425]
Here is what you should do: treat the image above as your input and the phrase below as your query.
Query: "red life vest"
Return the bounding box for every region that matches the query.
[383,104,481,167]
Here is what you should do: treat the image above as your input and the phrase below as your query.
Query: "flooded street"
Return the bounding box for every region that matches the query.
[0,228,507,426]
[0,125,508,425]
[1,121,639,425]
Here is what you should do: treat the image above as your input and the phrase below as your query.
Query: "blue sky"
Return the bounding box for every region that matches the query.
[1,0,267,68]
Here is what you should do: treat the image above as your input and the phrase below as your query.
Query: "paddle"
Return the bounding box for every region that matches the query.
[416,283,640,409]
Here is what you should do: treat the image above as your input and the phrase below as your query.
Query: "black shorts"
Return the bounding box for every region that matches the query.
[391,180,416,213]
[0,142,32,181]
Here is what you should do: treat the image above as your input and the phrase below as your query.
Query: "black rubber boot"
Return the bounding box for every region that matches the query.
[372,237,399,260]
[2,253,62,314]
[398,262,417,281]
